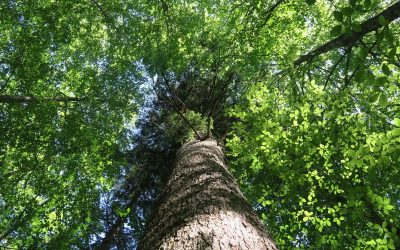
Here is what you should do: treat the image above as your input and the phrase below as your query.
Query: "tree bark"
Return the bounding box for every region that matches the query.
[138,139,277,250]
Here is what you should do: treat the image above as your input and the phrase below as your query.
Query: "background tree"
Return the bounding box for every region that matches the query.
[0,0,139,247]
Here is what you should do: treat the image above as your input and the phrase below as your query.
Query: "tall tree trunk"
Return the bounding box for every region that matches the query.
[138,139,277,249]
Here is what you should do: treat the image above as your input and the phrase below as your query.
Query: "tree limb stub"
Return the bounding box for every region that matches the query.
[294,1,400,66]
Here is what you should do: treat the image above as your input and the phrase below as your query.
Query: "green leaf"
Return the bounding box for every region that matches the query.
[376,30,385,43]
[388,128,400,138]
[330,25,342,37]
[384,29,395,44]
[359,47,369,58]
[388,240,396,250]
[262,213,267,220]
[364,0,371,9]
[393,118,400,127]
[263,200,273,206]
[378,15,388,25]
[333,217,341,225]
[383,204,394,214]
[378,94,388,108]
[366,70,375,83]
[342,7,354,16]
[306,0,316,5]
[354,70,366,82]
[352,23,362,32]
[375,76,388,87]
[381,64,390,76]
[333,11,343,22]
[388,48,396,59]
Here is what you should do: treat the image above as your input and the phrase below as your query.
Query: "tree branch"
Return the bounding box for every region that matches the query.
[0,196,38,241]
[0,95,84,103]
[94,168,151,250]
[151,79,202,140]
[294,1,400,66]
[166,97,202,139]
[88,0,117,30]
[256,0,286,29]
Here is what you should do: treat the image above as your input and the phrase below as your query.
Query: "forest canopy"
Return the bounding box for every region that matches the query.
[0,0,399,249]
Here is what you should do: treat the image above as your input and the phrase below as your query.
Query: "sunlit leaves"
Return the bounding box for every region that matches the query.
[227,42,400,248]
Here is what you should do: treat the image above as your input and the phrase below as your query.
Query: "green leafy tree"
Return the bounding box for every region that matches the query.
[0,0,138,247]
[1,0,400,249]
[227,1,400,248]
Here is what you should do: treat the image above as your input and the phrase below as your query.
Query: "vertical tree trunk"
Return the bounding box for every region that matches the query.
[138,140,277,249]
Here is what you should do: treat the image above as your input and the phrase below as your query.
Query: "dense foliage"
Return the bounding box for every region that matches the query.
[226,1,400,248]
[0,1,139,247]
[1,0,399,249]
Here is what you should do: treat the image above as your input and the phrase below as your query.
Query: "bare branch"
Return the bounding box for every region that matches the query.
[165,97,202,139]
[151,79,202,139]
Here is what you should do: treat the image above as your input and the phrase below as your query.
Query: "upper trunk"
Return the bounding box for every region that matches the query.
[138,139,277,249]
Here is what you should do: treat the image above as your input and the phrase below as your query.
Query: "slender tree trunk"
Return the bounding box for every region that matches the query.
[138,139,277,249]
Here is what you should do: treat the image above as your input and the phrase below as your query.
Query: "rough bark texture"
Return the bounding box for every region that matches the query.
[138,139,277,250]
